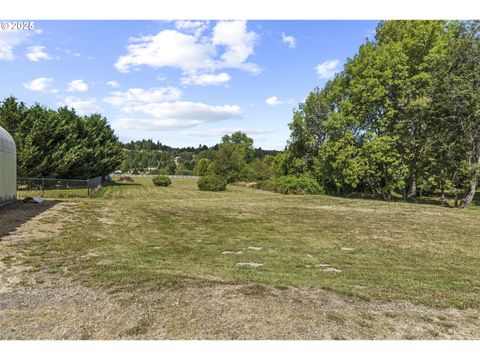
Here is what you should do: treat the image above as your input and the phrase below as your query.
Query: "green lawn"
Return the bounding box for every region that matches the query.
[22,178,480,309]
[17,187,90,199]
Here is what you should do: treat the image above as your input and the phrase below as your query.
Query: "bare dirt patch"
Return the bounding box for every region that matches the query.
[236,262,264,268]
[222,251,243,255]
[0,201,78,244]
[2,279,479,340]
[0,201,79,292]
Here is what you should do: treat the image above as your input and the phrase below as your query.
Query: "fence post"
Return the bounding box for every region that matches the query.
[41,178,45,197]
[87,179,90,197]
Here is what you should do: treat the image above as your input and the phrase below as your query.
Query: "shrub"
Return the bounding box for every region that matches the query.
[239,159,272,181]
[211,142,245,183]
[255,175,324,195]
[198,175,227,191]
[151,167,169,175]
[118,176,134,182]
[193,158,212,176]
[152,175,171,187]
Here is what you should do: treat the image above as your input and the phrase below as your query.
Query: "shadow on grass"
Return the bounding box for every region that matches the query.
[0,200,61,239]
[91,182,142,198]
[407,192,480,208]
[344,191,480,208]
[108,181,142,187]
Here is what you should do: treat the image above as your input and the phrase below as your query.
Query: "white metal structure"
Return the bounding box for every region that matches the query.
[0,126,16,206]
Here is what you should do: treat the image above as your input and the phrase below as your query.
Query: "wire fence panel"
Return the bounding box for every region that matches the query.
[87,176,103,196]
[17,176,105,198]
[16,174,195,199]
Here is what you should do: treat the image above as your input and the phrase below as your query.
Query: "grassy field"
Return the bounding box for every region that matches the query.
[20,178,480,310]
[17,187,90,199]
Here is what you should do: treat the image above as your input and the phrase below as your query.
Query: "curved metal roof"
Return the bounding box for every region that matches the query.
[0,126,16,154]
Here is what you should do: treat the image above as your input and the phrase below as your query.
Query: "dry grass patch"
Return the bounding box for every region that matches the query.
[16,178,480,309]
[1,178,479,339]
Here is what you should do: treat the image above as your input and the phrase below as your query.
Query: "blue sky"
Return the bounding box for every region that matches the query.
[0,20,378,149]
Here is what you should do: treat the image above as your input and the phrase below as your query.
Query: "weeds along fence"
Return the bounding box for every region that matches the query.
[17,175,104,198]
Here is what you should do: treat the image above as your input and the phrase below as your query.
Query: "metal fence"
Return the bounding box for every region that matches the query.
[86,176,103,195]
[17,175,105,198]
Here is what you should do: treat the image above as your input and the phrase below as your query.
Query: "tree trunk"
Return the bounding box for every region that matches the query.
[463,183,477,208]
[406,174,417,199]
[463,140,479,208]
[381,187,391,201]
[452,170,459,207]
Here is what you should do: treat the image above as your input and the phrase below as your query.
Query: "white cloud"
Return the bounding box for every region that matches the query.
[106,80,120,88]
[123,101,242,119]
[116,101,242,130]
[114,20,260,76]
[114,29,215,73]
[0,30,30,60]
[174,20,209,37]
[212,20,260,74]
[104,87,182,106]
[66,49,81,57]
[64,48,93,60]
[58,96,101,115]
[281,32,296,48]
[265,96,282,106]
[265,96,292,106]
[67,79,89,92]
[22,77,54,92]
[105,84,241,130]
[26,45,52,62]
[180,72,230,86]
[315,59,340,79]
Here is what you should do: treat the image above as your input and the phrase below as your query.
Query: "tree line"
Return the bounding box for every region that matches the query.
[282,20,480,207]
[0,97,123,179]
[123,139,210,155]
[121,136,281,176]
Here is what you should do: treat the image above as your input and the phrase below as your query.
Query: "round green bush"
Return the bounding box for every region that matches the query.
[152,175,171,187]
[197,175,227,191]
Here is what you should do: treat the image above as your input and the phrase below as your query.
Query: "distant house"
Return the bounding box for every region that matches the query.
[147,166,158,171]
[0,126,16,206]
[114,170,123,174]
